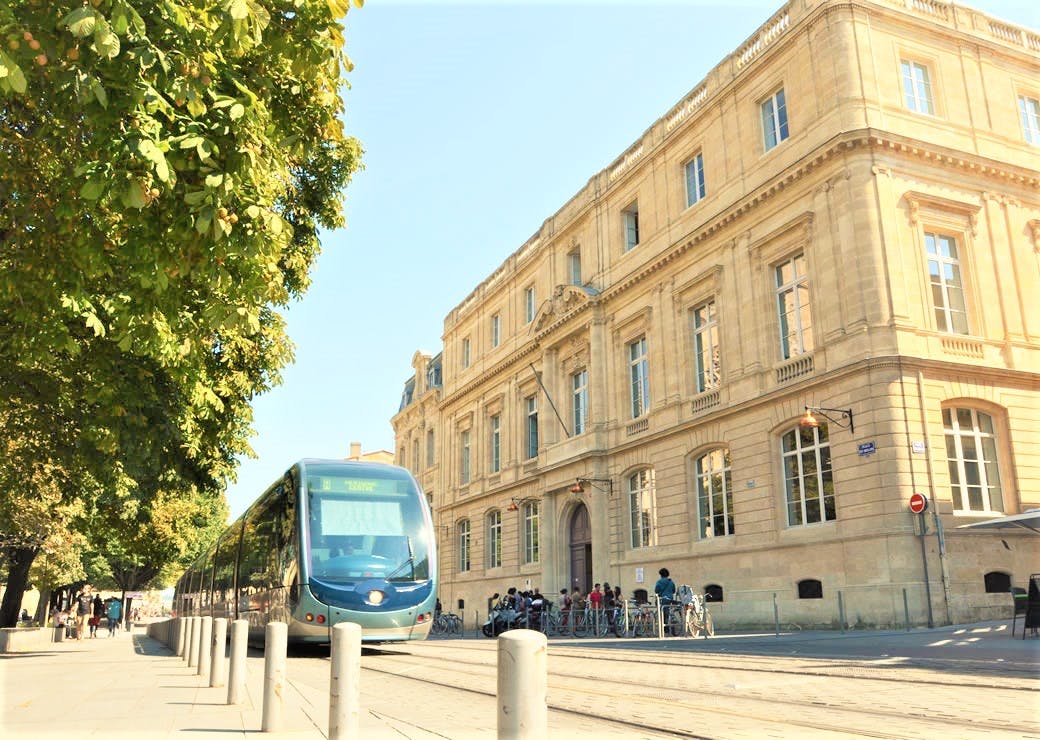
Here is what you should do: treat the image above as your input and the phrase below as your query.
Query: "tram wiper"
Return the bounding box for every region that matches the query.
[384,536,415,581]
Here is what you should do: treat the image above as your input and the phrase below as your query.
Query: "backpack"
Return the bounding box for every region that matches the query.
[677,584,695,605]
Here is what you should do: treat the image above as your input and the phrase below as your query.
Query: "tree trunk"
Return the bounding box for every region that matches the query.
[34,588,52,625]
[0,547,39,628]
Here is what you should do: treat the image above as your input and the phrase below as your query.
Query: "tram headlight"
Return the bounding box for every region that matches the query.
[366,590,385,606]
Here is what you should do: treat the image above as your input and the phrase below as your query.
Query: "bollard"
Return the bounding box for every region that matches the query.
[773,593,780,637]
[838,591,846,634]
[210,618,228,687]
[227,619,249,705]
[329,622,362,740]
[262,621,288,732]
[497,629,547,738]
[198,617,213,678]
[903,588,911,632]
[176,617,187,657]
[183,617,194,662]
[187,617,200,667]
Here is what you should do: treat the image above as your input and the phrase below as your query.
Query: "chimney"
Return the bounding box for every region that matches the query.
[348,441,362,460]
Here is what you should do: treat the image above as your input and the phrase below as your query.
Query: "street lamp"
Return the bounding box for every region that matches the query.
[507,496,539,512]
[569,477,614,496]
[800,405,854,434]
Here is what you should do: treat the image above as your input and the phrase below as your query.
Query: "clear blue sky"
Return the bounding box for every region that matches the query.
[223,0,1039,520]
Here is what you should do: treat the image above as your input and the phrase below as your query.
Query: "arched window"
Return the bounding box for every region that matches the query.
[695,449,734,538]
[798,579,823,599]
[705,584,724,603]
[943,407,1004,514]
[456,520,471,573]
[984,571,1011,593]
[628,468,657,548]
[781,424,835,526]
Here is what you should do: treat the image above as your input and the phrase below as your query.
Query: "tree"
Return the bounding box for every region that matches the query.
[0,0,362,627]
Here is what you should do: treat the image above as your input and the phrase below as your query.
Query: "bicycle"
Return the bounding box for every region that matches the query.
[681,593,715,638]
[431,611,462,635]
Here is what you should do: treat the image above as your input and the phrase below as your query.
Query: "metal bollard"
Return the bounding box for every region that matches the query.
[176,617,186,657]
[227,619,249,705]
[903,588,911,632]
[198,617,213,678]
[838,591,846,633]
[497,629,547,738]
[262,621,288,732]
[773,593,780,637]
[329,622,362,740]
[210,618,228,687]
[187,617,200,667]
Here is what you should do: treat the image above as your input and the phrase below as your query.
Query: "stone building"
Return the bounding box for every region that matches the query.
[392,0,1040,628]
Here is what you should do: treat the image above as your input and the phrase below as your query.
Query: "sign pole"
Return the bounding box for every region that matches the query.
[917,511,935,629]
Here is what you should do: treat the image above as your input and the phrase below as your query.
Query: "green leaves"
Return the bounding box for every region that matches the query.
[0,51,27,94]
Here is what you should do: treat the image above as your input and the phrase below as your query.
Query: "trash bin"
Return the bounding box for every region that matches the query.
[54,625,66,642]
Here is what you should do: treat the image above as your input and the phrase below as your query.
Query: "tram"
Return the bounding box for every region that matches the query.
[173,459,437,643]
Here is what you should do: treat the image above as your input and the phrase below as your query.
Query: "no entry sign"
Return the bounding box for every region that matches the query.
[909,493,928,514]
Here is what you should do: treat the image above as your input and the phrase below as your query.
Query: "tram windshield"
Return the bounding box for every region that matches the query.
[305,466,430,585]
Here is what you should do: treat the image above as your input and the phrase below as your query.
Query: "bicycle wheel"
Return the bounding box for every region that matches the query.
[573,612,588,637]
[667,607,684,637]
[448,615,461,634]
[612,608,627,637]
[702,610,714,638]
[431,616,445,635]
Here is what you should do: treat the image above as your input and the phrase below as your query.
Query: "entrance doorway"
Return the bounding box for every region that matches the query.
[569,504,592,594]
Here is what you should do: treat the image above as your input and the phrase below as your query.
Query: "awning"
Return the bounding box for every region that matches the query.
[957,509,1040,534]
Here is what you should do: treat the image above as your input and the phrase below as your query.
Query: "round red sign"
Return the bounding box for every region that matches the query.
[909,493,928,514]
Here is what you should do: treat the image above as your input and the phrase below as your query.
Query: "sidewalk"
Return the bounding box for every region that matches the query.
[0,623,326,739]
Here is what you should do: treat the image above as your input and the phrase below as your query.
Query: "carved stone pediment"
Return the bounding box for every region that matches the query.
[531,285,590,334]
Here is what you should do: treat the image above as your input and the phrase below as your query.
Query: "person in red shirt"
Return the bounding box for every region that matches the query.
[588,583,603,613]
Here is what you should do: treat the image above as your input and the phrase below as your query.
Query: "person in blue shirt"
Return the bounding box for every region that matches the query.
[106,598,123,636]
[654,567,677,620]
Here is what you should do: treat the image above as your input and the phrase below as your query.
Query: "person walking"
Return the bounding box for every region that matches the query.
[90,594,104,638]
[72,584,94,641]
[107,598,123,637]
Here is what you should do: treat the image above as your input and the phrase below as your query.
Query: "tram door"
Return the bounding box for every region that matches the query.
[569,504,592,594]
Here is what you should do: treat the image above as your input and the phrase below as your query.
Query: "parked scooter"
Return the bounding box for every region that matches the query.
[482,595,527,637]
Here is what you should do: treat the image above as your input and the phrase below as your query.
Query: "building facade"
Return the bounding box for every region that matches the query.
[392,0,1040,628]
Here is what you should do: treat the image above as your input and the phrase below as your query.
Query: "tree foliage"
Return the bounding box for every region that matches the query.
[0,0,362,626]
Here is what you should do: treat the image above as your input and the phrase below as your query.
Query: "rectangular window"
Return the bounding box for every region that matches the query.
[525,396,538,459]
[628,336,650,418]
[685,152,706,207]
[623,202,640,252]
[692,300,720,392]
[925,232,968,335]
[489,414,501,473]
[944,407,1004,513]
[572,369,588,435]
[628,469,657,548]
[426,429,435,467]
[568,250,582,286]
[523,501,540,564]
[1020,95,1040,145]
[457,520,471,572]
[776,254,814,359]
[761,88,789,151]
[412,439,419,474]
[782,425,835,526]
[461,337,470,369]
[696,449,734,538]
[491,313,500,348]
[901,60,934,115]
[524,286,536,324]
[487,510,502,569]
[460,430,470,484]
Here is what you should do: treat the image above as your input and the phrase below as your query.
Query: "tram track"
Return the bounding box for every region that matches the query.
[362,644,1035,738]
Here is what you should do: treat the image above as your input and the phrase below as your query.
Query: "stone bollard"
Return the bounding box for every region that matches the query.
[187,617,200,667]
[176,617,186,657]
[497,629,547,739]
[197,617,213,678]
[329,622,362,740]
[210,618,228,688]
[227,619,248,705]
[262,621,288,732]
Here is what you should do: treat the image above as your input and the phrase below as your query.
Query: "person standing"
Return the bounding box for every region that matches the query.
[107,598,123,637]
[655,567,677,623]
[72,584,94,641]
[90,594,104,637]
